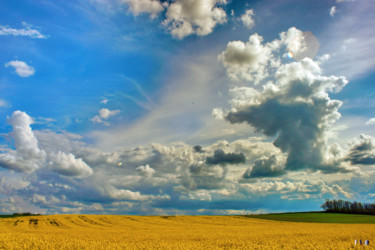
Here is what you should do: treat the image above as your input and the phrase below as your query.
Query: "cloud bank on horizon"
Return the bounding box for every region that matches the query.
[0,0,375,215]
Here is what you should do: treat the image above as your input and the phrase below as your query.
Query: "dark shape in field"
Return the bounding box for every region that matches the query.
[29,219,38,226]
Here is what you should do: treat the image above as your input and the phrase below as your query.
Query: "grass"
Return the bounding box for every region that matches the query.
[244,212,375,223]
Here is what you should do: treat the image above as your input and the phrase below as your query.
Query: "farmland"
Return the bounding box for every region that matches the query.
[246,212,375,223]
[0,214,374,249]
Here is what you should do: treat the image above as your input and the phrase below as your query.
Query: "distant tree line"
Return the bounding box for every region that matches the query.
[12,212,40,216]
[321,199,375,215]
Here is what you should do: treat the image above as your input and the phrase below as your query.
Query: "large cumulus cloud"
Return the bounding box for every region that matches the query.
[219,28,355,178]
[0,115,356,214]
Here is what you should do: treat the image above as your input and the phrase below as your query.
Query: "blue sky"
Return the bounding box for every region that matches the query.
[0,0,375,215]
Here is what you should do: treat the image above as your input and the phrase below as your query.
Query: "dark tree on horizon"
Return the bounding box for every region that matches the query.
[321,199,375,215]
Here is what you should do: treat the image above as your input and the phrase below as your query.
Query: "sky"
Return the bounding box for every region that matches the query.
[0,0,375,215]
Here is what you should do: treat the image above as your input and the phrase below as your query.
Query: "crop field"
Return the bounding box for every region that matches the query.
[0,214,374,249]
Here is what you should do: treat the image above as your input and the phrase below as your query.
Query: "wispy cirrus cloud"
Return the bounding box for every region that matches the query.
[0,22,47,39]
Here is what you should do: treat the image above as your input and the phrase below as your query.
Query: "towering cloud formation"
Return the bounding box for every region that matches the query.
[0,111,45,172]
[8,111,44,160]
[219,28,351,178]
[0,111,92,177]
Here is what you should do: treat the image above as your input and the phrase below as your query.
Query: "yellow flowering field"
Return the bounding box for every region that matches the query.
[0,215,374,249]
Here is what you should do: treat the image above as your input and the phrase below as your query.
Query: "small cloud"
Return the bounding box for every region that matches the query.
[243,154,285,179]
[123,0,165,19]
[317,54,330,64]
[49,151,93,178]
[99,108,120,119]
[206,149,246,165]
[346,134,375,165]
[0,22,47,39]
[240,9,255,29]
[0,99,9,108]
[162,0,228,39]
[365,118,375,126]
[330,6,336,17]
[5,60,35,77]
[100,98,108,104]
[136,164,155,177]
[122,0,228,39]
[91,108,120,125]
[35,117,56,125]
[212,108,224,120]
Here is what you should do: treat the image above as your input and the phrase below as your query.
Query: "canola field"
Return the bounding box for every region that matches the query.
[0,214,374,249]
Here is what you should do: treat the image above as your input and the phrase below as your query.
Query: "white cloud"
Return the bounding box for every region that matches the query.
[0,110,363,214]
[32,194,47,204]
[5,60,35,77]
[219,27,356,175]
[99,108,120,119]
[279,28,320,60]
[218,27,320,85]
[91,108,120,125]
[280,27,307,59]
[218,33,273,84]
[243,154,286,179]
[105,186,170,201]
[136,164,155,177]
[330,6,337,17]
[49,151,93,178]
[0,111,93,178]
[240,178,352,199]
[163,0,228,39]
[0,111,45,172]
[0,22,47,39]
[0,154,40,173]
[365,118,375,126]
[240,9,255,29]
[122,0,165,18]
[8,111,43,159]
[0,99,9,108]
[100,98,108,104]
[212,107,224,120]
